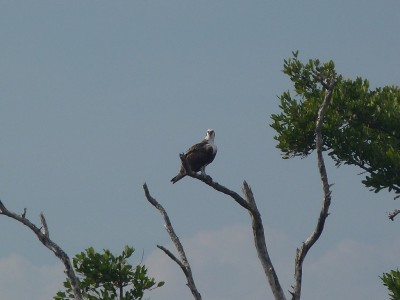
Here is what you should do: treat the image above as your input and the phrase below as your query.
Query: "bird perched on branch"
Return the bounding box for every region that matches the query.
[171,129,217,184]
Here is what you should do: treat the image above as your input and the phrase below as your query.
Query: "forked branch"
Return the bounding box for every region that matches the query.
[179,158,286,300]
[0,200,83,300]
[388,209,400,221]
[143,183,202,300]
[291,77,336,300]
[179,154,253,212]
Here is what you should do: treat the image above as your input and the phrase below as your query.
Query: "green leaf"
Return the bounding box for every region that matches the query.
[271,51,400,197]
[54,246,163,300]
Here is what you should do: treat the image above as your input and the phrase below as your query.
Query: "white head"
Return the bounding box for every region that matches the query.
[204,129,215,142]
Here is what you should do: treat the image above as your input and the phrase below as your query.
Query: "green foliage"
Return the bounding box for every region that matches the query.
[54,246,164,300]
[381,269,400,300]
[271,51,400,196]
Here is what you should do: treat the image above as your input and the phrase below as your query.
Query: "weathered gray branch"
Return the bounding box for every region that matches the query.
[157,245,186,270]
[388,209,400,221]
[143,183,202,300]
[242,181,286,300]
[291,77,336,300]
[179,154,253,211]
[39,212,49,237]
[0,200,83,300]
[180,157,286,300]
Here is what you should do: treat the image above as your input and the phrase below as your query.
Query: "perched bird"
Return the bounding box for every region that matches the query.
[171,129,217,184]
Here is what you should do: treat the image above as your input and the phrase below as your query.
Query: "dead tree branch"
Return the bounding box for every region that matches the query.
[242,181,286,300]
[180,157,286,300]
[39,212,49,237]
[291,77,336,300]
[388,209,400,221]
[143,183,202,300]
[179,154,253,212]
[0,200,83,300]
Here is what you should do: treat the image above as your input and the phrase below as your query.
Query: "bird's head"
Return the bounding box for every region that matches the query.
[205,129,215,141]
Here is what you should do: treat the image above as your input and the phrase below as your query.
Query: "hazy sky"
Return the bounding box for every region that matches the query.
[1,1,399,299]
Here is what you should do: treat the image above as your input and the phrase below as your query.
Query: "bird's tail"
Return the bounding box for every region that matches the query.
[171,173,185,184]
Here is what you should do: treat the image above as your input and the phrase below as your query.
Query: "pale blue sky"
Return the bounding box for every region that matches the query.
[0,1,399,299]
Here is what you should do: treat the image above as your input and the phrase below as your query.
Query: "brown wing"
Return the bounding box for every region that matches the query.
[185,141,215,172]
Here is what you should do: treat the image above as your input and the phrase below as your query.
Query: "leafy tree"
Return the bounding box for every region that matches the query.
[54,246,164,300]
[271,51,400,197]
[381,269,400,300]
[143,52,399,300]
[271,51,400,298]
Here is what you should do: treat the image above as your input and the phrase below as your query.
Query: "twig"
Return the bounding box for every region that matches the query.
[143,183,202,300]
[22,208,27,218]
[0,201,83,300]
[291,76,336,300]
[388,209,400,221]
[40,212,49,237]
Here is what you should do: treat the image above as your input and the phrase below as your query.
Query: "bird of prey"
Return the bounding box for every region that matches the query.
[171,129,217,184]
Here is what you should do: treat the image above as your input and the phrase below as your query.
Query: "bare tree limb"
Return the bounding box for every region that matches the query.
[0,200,83,300]
[157,245,188,275]
[242,181,287,300]
[291,77,336,300]
[388,209,400,221]
[143,183,202,300]
[178,156,286,300]
[39,212,49,238]
[179,154,253,212]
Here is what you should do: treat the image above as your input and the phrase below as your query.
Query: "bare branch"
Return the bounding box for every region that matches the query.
[242,181,287,300]
[179,154,253,212]
[388,209,400,221]
[22,208,27,218]
[177,155,286,299]
[0,200,83,300]
[40,212,49,238]
[291,77,336,300]
[157,245,187,275]
[143,183,202,300]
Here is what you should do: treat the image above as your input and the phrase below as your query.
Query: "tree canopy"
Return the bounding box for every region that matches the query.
[271,51,400,197]
[54,246,163,300]
[381,269,400,300]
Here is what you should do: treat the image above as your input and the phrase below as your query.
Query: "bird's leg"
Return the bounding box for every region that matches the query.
[200,166,206,177]
[200,167,212,183]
